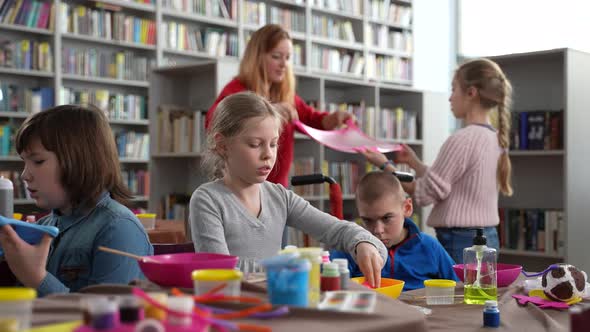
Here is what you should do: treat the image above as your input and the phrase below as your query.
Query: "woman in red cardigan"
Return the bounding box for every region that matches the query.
[206,24,350,187]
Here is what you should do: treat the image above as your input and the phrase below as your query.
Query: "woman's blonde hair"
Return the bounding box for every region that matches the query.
[202,92,286,179]
[238,24,295,104]
[455,58,513,196]
[16,105,132,207]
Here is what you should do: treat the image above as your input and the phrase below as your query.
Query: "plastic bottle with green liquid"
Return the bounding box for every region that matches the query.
[463,228,497,304]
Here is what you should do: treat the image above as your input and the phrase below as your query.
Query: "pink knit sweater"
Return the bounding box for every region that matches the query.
[414,125,502,228]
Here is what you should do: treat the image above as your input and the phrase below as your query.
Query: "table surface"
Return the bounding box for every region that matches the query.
[146,220,186,244]
[31,280,579,332]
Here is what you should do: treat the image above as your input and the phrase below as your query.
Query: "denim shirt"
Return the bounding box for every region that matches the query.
[37,192,153,296]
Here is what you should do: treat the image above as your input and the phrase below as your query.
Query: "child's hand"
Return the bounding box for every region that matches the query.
[355,242,384,288]
[394,144,420,166]
[357,147,388,168]
[0,224,50,288]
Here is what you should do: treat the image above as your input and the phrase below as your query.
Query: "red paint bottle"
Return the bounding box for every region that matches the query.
[321,262,341,291]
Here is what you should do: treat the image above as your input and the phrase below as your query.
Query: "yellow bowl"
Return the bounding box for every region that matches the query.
[351,277,405,299]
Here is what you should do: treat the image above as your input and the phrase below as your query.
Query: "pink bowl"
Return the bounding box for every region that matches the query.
[453,263,522,287]
[138,252,238,288]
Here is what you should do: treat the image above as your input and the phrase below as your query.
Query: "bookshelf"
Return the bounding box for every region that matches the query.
[1,0,415,215]
[148,61,447,247]
[490,48,590,273]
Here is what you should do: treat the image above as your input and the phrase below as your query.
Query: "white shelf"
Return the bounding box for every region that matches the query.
[109,119,149,126]
[379,138,423,145]
[311,36,364,51]
[14,199,35,205]
[119,157,149,163]
[131,195,149,202]
[98,0,156,12]
[311,6,364,21]
[269,0,306,8]
[0,23,52,35]
[62,74,150,88]
[509,150,564,156]
[311,68,364,81]
[0,156,22,162]
[0,112,31,118]
[0,67,54,78]
[290,31,306,41]
[372,77,413,86]
[367,18,412,31]
[368,46,412,58]
[163,48,237,60]
[161,9,238,28]
[62,33,157,51]
[294,133,310,140]
[500,248,563,259]
[151,152,203,158]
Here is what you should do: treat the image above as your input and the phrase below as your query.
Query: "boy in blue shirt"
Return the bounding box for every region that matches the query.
[331,171,458,291]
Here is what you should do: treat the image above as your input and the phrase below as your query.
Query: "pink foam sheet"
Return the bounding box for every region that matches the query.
[293,120,402,153]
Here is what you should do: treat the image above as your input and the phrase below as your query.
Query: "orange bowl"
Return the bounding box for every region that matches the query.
[350,277,405,299]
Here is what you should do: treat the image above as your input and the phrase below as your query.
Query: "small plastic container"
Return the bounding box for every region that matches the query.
[261,253,311,307]
[192,269,242,298]
[0,287,36,332]
[423,279,457,305]
[136,213,157,230]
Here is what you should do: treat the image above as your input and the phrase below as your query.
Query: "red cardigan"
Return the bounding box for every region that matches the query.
[206,78,328,187]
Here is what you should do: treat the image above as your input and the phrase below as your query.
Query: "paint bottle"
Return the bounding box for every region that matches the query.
[143,292,168,321]
[134,318,165,332]
[167,296,193,326]
[332,258,350,290]
[483,300,500,327]
[87,298,118,330]
[297,247,323,308]
[321,262,341,291]
[117,295,142,324]
[0,176,13,218]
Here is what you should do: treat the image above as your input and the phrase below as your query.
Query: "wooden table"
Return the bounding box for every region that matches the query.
[146,220,186,244]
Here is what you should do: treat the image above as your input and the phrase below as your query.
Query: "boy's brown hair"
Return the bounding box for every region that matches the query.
[16,104,132,207]
[356,171,405,204]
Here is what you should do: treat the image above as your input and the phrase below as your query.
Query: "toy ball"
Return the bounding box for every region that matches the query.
[542,264,587,302]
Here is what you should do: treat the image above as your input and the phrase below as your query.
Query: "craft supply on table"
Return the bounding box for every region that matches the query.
[0,217,59,256]
[0,287,36,332]
[320,262,341,292]
[192,269,242,298]
[261,253,311,307]
[423,279,457,305]
[332,258,350,290]
[463,228,497,304]
[483,300,500,328]
[319,291,377,313]
[117,296,143,324]
[292,247,323,307]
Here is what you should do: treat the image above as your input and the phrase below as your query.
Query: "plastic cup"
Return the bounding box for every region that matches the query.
[261,253,311,307]
[424,279,457,305]
[192,269,242,298]
[0,288,36,332]
[136,213,157,230]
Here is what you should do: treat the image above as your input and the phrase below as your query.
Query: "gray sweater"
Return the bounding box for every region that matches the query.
[189,180,387,262]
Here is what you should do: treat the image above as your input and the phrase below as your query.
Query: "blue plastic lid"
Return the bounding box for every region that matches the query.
[0,216,59,256]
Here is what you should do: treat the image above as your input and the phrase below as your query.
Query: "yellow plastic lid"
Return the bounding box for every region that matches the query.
[192,269,243,282]
[0,288,37,301]
[136,213,157,218]
[13,213,23,220]
[424,279,457,288]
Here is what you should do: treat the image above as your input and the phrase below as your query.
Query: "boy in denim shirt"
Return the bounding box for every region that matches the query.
[331,171,458,290]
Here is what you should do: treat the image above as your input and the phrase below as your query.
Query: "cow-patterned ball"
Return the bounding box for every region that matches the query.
[542,264,587,302]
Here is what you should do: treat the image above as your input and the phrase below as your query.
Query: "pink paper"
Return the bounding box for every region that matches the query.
[293,120,402,154]
[512,294,570,309]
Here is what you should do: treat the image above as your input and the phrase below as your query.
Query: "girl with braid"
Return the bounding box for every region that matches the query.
[360,58,513,263]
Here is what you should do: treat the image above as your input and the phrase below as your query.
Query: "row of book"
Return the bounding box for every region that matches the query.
[0,39,53,72]
[269,6,305,34]
[243,0,266,26]
[367,25,413,53]
[121,169,150,196]
[310,0,363,16]
[0,0,54,29]
[510,110,562,151]
[160,193,191,222]
[326,101,375,137]
[60,3,157,45]
[163,0,236,20]
[161,22,239,57]
[368,0,412,26]
[327,160,361,196]
[498,208,565,256]
[0,124,13,156]
[0,83,53,113]
[58,87,148,122]
[311,45,364,75]
[366,54,412,81]
[290,157,323,197]
[157,105,206,154]
[115,130,149,159]
[376,107,419,141]
[61,47,155,81]
[312,16,356,43]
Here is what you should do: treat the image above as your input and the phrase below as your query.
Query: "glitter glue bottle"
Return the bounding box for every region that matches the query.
[483,300,500,328]
[320,262,341,292]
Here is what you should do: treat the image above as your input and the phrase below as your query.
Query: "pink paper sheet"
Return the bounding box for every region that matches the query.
[293,120,402,153]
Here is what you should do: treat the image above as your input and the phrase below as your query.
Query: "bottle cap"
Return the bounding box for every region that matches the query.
[332,258,349,272]
[322,263,340,276]
[484,300,498,308]
[473,228,487,246]
[0,176,13,189]
[167,296,194,313]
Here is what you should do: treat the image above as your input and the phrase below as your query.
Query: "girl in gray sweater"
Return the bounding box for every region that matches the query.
[190,92,387,287]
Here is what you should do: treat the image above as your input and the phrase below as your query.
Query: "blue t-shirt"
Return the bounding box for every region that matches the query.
[37,192,153,296]
[331,218,458,291]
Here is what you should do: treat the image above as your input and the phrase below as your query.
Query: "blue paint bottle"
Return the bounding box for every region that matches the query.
[483,300,500,328]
